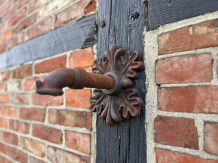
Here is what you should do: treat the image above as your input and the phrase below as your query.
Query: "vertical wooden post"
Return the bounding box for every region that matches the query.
[97,1,147,162]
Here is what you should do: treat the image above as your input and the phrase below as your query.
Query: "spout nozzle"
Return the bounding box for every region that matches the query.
[35,79,43,89]
[35,79,64,96]
[35,67,113,97]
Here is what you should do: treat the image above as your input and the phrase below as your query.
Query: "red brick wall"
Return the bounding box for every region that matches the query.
[0,0,97,162]
[3,1,218,163]
[145,12,218,163]
[0,47,96,163]
[0,0,96,53]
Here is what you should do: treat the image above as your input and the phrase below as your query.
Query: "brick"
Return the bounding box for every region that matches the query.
[0,94,9,104]
[32,124,62,144]
[2,5,17,21]
[24,75,45,91]
[20,137,46,157]
[7,80,22,91]
[20,107,46,122]
[0,155,13,163]
[9,7,26,26]
[0,71,10,81]
[29,0,48,13]
[38,0,75,19]
[12,64,32,78]
[10,93,31,104]
[10,120,29,134]
[155,148,218,163]
[65,131,91,153]
[35,55,66,74]
[156,53,213,84]
[204,122,218,155]
[49,109,92,130]
[154,116,199,149]
[158,19,218,55]
[18,0,29,8]
[69,47,94,67]
[29,156,46,163]
[0,43,7,53]
[0,117,8,129]
[0,106,18,118]
[8,32,24,49]
[0,83,6,92]
[55,0,91,27]
[7,146,28,163]
[0,2,10,15]
[84,0,96,14]
[32,93,63,106]
[0,24,7,33]
[66,89,91,108]
[0,29,13,42]
[47,146,91,163]
[0,142,7,154]
[158,86,218,113]
[27,17,52,39]
[16,13,37,32]
[0,131,18,145]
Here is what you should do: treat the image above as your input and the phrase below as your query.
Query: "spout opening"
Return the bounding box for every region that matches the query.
[35,79,63,96]
[36,88,64,96]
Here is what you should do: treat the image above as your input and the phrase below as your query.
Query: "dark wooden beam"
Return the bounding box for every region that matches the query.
[147,0,218,29]
[97,1,146,162]
[0,14,96,69]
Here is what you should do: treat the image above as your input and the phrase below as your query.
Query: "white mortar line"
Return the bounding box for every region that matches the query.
[155,143,218,160]
[157,47,218,60]
[145,29,159,163]
[211,50,218,83]
[195,118,204,151]
[66,51,70,68]
[0,103,91,112]
[90,43,97,163]
[146,110,218,122]
[160,82,217,87]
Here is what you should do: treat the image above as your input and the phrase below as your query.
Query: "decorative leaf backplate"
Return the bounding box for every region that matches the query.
[90,45,144,126]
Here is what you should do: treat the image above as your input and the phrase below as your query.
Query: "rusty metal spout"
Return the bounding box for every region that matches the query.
[36,67,114,96]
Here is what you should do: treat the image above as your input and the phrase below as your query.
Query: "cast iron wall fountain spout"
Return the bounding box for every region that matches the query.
[36,67,114,96]
[35,45,144,126]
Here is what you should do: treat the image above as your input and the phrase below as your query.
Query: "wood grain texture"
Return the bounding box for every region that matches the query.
[147,0,218,29]
[97,1,146,162]
[0,14,96,69]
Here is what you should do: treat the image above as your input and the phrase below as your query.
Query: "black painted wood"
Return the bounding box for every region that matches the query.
[97,1,146,163]
[147,0,218,29]
[0,14,96,69]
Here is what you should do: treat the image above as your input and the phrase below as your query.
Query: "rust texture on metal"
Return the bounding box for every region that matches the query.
[86,73,114,89]
[36,67,114,96]
[90,45,144,126]
[35,44,144,126]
